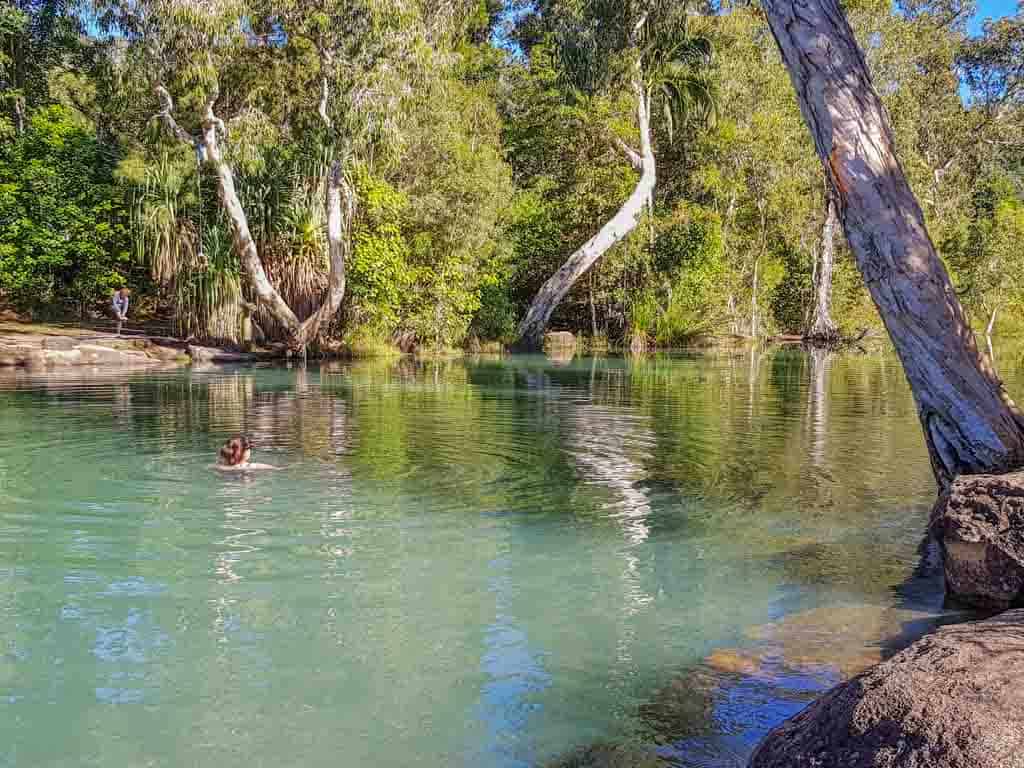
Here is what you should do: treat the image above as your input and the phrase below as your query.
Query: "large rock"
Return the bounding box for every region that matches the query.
[748,609,1024,768]
[930,470,1024,609]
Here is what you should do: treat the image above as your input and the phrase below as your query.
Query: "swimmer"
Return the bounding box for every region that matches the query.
[215,435,278,471]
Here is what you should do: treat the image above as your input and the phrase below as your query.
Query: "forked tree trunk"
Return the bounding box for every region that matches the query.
[805,191,840,344]
[512,76,656,351]
[761,0,1024,486]
[155,87,350,352]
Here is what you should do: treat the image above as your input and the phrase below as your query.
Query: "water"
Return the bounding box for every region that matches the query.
[1,346,1020,768]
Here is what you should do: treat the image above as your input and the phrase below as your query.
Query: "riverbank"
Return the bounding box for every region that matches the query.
[0,321,289,368]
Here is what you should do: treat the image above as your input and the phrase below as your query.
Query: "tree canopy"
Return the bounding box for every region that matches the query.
[0,0,1020,351]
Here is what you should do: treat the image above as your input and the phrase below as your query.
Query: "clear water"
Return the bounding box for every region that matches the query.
[1,347,1019,768]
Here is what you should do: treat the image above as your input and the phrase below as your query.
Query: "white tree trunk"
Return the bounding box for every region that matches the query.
[806,191,840,343]
[297,160,351,343]
[762,0,1024,486]
[513,76,656,351]
[750,256,759,338]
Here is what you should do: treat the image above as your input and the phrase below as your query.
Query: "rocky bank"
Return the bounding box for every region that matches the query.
[748,608,1024,768]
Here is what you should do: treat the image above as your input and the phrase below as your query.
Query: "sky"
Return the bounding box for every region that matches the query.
[969,0,1019,34]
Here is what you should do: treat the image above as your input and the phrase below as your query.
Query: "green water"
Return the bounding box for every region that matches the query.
[1,348,1019,768]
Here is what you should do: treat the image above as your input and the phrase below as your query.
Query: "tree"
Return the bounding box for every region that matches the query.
[761,0,1024,486]
[805,186,839,343]
[512,1,714,350]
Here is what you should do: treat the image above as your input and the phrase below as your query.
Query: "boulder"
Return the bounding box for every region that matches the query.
[748,609,1024,768]
[930,470,1024,609]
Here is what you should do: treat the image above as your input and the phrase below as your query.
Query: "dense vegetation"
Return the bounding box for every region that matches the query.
[0,0,1021,351]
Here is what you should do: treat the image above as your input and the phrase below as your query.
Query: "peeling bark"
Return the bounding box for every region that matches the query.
[761,0,1024,486]
[805,190,840,344]
[512,74,656,351]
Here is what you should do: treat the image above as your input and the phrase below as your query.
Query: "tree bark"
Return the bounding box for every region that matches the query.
[805,190,840,343]
[297,160,351,343]
[512,75,656,351]
[761,0,1024,487]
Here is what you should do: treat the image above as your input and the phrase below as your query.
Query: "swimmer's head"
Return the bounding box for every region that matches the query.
[219,435,252,466]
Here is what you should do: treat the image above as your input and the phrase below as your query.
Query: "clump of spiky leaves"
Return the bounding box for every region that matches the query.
[132,149,244,342]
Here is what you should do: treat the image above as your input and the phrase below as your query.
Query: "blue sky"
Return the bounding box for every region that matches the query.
[969,0,1018,34]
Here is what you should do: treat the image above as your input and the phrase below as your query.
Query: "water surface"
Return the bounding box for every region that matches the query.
[2,346,1019,768]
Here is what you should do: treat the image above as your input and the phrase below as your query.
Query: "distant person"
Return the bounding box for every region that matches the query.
[112,287,130,335]
[215,435,278,471]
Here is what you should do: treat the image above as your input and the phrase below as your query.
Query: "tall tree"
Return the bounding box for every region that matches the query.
[512,1,714,350]
[761,0,1024,486]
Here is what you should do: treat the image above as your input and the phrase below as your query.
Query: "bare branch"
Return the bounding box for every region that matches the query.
[613,137,644,171]
[319,76,332,129]
[154,86,196,146]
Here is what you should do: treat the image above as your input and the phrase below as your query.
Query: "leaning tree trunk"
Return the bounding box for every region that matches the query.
[512,76,656,351]
[805,190,840,344]
[761,0,1024,487]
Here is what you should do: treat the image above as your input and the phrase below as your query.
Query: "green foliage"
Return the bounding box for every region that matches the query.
[640,206,729,343]
[348,167,411,330]
[1,0,1021,351]
[0,105,132,313]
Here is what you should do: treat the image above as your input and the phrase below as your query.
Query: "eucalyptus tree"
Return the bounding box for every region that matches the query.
[761,0,1024,486]
[512,0,715,350]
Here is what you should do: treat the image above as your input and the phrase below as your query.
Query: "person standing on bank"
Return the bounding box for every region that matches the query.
[112,286,129,335]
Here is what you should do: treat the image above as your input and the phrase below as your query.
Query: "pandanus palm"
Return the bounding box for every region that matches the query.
[513,7,716,350]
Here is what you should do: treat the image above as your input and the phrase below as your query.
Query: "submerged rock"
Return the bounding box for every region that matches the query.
[930,470,1024,609]
[541,742,665,768]
[748,609,1024,768]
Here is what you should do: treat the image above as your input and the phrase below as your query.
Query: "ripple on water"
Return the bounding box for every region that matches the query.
[0,352,1019,768]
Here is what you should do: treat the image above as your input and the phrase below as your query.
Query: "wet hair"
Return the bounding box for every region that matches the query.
[219,435,252,466]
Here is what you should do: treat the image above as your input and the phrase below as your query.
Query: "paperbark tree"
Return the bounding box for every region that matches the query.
[805,189,840,344]
[512,10,714,351]
[513,73,656,351]
[761,0,1024,486]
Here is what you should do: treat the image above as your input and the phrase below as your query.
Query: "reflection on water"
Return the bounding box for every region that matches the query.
[0,346,1020,768]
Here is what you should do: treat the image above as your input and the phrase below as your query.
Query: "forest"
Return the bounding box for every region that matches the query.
[1,0,1022,353]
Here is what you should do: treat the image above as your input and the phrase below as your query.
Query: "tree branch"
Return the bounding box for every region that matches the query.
[154,86,196,146]
[613,137,644,171]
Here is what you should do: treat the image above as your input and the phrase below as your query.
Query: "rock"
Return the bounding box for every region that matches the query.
[930,470,1024,609]
[41,336,79,351]
[144,341,189,362]
[541,742,665,768]
[187,344,260,363]
[44,349,83,366]
[0,344,45,368]
[748,609,1024,768]
[75,344,158,367]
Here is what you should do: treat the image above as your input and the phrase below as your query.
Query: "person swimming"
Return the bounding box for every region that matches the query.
[216,435,278,471]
